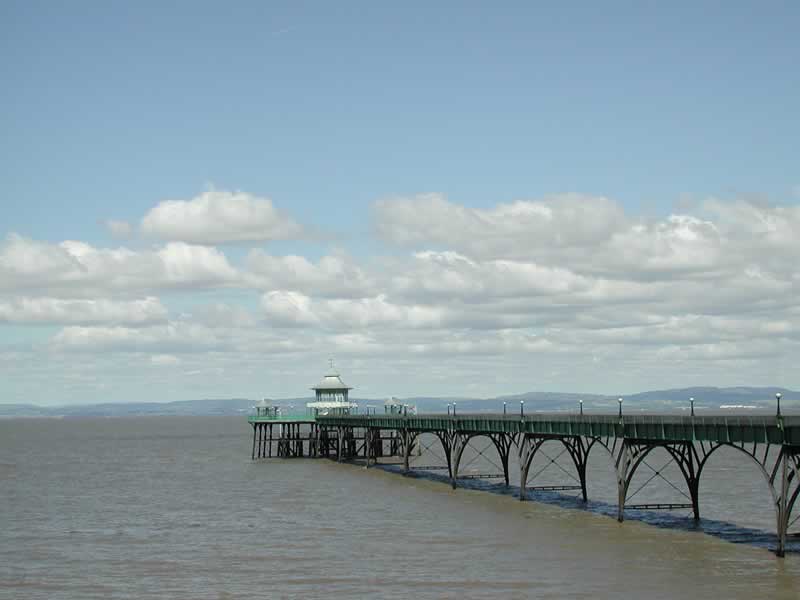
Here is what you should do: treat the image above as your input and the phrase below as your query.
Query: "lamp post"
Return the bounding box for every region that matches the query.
[453,401,457,416]
[618,397,623,418]
[776,392,782,418]
[579,399,583,416]
[520,400,525,418]
[690,397,695,417]
[447,403,451,416]
[503,401,507,416]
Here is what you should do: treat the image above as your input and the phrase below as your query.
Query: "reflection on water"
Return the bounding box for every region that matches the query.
[1,417,799,599]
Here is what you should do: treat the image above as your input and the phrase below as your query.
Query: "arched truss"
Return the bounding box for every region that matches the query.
[451,432,519,488]
[518,434,592,502]
[614,441,699,522]
[399,430,419,473]
[399,430,455,477]
[619,442,796,523]
[694,441,800,556]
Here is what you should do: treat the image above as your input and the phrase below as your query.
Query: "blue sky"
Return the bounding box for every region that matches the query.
[1,2,799,405]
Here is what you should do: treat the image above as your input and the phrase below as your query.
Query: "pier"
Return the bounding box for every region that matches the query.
[248,365,799,556]
[250,410,800,556]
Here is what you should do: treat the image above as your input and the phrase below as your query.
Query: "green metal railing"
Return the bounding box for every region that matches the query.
[248,413,317,423]
[315,414,800,445]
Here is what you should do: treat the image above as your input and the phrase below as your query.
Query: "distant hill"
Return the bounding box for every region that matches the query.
[1,387,797,417]
[0,398,255,418]
[626,386,796,405]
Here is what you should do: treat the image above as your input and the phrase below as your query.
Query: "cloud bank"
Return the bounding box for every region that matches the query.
[2,191,797,402]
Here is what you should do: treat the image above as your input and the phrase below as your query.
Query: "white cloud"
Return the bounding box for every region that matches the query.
[390,251,591,300]
[0,235,239,295]
[191,303,258,328]
[155,242,239,286]
[260,290,320,326]
[50,322,230,353]
[374,193,627,258]
[261,291,443,329]
[0,234,82,282]
[600,214,725,277]
[245,250,373,298]
[141,189,304,244]
[0,296,167,325]
[373,194,800,281]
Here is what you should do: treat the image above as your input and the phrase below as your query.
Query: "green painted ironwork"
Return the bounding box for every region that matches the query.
[316,414,800,445]
[248,415,317,424]
[250,411,800,556]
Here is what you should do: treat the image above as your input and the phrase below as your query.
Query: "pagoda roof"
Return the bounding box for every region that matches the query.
[311,370,352,391]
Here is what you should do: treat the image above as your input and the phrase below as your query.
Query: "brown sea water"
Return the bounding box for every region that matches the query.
[1,416,799,599]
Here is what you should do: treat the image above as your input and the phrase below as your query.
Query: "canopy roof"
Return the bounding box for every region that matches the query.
[311,361,352,391]
[311,371,352,391]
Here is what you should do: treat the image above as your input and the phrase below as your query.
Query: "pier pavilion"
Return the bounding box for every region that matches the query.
[307,361,357,417]
[249,362,360,460]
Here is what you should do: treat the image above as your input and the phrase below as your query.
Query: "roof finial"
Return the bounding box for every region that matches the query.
[328,357,334,370]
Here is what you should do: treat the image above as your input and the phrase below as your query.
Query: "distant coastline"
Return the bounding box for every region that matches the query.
[1,386,797,418]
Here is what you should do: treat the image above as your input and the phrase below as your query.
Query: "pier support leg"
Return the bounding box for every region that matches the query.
[268,424,273,458]
[321,427,330,458]
[518,435,532,501]
[672,442,701,522]
[309,424,318,458]
[616,442,632,522]
[776,449,789,557]
[451,434,469,490]
[578,464,588,503]
[364,428,372,468]
[490,433,514,487]
[401,430,417,474]
[561,437,589,503]
[372,428,383,460]
[251,424,257,460]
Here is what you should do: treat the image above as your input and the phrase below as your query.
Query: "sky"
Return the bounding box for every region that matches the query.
[1,1,799,405]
